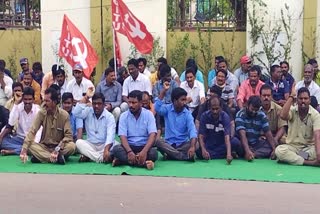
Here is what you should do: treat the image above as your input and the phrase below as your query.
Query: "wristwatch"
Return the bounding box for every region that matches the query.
[55,146,61,152]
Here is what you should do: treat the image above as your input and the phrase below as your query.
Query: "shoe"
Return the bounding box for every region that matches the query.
[57,154,65,165]
[31,156,41,163]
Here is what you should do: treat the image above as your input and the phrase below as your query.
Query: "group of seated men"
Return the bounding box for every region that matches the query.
[0,55,319,170]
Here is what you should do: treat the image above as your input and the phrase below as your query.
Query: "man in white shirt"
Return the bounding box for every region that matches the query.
[66,64,95,102]
[121,59,152,111]
[138,57,151,77]
[295,64,320,103]
[180,67,205,118]
[0,87,41,155]
[0,64,12,106]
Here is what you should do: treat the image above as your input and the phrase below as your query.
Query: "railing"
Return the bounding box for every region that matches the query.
[168,0,246,31]
[0,0,40,29]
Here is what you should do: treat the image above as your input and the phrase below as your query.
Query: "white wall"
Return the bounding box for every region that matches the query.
[40,0,91,78]
[246,0,303,80]
[316,0,320,61]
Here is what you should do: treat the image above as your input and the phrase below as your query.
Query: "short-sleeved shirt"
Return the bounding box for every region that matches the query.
[212,71,239,94]
[263,102,287,135]
[234,67,248,85]
[286,106,320,146]
[122,73,152,96]
[199,110,231,149]
[211,83,234,102]
[96,81,122,108]
[235,108,270,145]
[180,80,205,110]
[119,108,157,146]
[265,78,289,101]
[295,80,320,103]
[237,79,265,104]
[66,77,95,101]
[180,70,204,84]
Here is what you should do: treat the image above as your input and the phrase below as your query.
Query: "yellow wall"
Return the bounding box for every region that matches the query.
[0,30,41,79]
[303,0,317,62]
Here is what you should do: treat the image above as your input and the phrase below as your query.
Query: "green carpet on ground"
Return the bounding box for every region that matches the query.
[0,155,319,184]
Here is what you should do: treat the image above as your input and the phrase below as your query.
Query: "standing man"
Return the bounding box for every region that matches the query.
[155,87,197,161]
[22,72,41,105]
[138,57,151,77]
[234,55,252,85]
[280,61,295,93]
[96,67,122,122]
[74,93,116,163]
[20,88,76,164]
[0,64,13,106]
[235,96,276,160]
[113,90,157,170]
[276,87,320,166]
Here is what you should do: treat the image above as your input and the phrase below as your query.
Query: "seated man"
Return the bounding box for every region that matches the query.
[61,92,83,142]
[142,91,155,115]
[74,93,116,163]
[5,82,23,111]
[22,72,41,105]
[0,87,41,155]
[0,64,13,106]
[96,67,122,122]
[20,88,76,164]
[235,96,276,160]
[53,66,68,97]
[260,84,287,145]
[197,97,242,163]
[113,90,157,170]
[155,87,197,161]
[211,69,235,108]
[180,58,204,84]
[276,87,320,166]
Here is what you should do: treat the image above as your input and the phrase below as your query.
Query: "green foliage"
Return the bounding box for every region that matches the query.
[169,33,190,73]
[7,45,19,80]
[301,27,318,65]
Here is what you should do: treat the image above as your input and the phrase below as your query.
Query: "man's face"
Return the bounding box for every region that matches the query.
[173,95,187,112]
[13,86,22,95]
[246,104,260,118]
[141,94,150,109]
[22,94,34,111]
[216,72,226,86]
[138,62,145,73]
[62,98,73,113]
[281,63,289,75]
[21,63,29,72]
[128,64,139,79]
[186,72,195,86]
[249,71,259,87]
[260,89,272,107]
[33,69,42,78]
[271,67,282,81]
[122,71,129,80]
[92,98,104,116]
[297,92,310,111]
[161,74,171,84]
[23,74,32,86]
[73,70,83,83]
[210,100,221,119]
[106,71,116,84]
[128,97,142,115]
[43,93,56,113]
[215,60,219,69]
[241,61,252,72]
[312,63,319,73]
[304,67,314,83]
[218,62,227,72]
[56,73,65,86]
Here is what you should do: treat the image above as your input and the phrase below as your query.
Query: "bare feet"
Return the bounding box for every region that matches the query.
[146,160,154,170]
[1,149,15,156]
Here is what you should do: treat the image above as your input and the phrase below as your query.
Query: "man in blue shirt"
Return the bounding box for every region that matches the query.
[74,92,116,163]
[197,97,242,163]
[235,96,276,161]
[155,87,197,161]
[280,61,295,93]
[180,58,204,84]
[207,56,224,87]
[113,90,158,170]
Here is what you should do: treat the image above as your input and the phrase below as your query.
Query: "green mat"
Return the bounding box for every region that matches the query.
[0,156,320,184]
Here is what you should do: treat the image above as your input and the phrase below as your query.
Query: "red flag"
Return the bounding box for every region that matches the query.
[114,31,123,67]
[112,0,153,54]
[59,14,98,78]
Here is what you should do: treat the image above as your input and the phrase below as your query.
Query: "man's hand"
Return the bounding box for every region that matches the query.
[50,151,58,163]
[103,147,112,163]
[127,151,136,165]
[188,146,195,159]
[270,149,276,160]
[226,154,233,165]
[14,91,23,105]
[245,149,255,161]
[86,87,95,98]
[20,149,28,164]
[201,148,210,160]
[163,81,170,91]
[136,150,147,166]
[186,97,193,104]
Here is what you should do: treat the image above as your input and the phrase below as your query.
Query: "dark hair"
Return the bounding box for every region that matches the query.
[280,61,289,67]
[56,68,65,76]
[0,64,4,72]
[270,65,280,74]
[62,92,74,102]
[171,87,187,103]
[216,68,227,77]
[210,96,222,107]
[22,86,35,98]
[49,84,60,92]
[104,67,115,77]
[0,59,5,67]
[159,64,171,78]
[260,84,273,95]
[92,92,105,103]
[12,82,23,91]
[215,56,225,61]
[128,90,143,101]
[51,64,64,77]
[209,85,223,97]
[218,59,228,65]
[157,57,167,64]
[23,72,32,78]
[32,62,42,71]
[308,58,318,65]
[127,58,139,68]
[297,87,310,97]
[142,91,150,99]
[45,87,59,104]
[185,66,196,77]
[249,65,261,76]
[108,58,115,69]
[247,96,262,109]
[186,58,196,67]
[118,66,127,75]
[138,57,147,66]
[311,96,318,109]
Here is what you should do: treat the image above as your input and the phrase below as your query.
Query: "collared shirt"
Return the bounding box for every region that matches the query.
[66,77,95,101]
[73,103,115,146]
[212,71,239,94]
[5,97,15,111]
[68,108,83,139]
[180,80,205,110]
[265,78,289,101]
[234,67,248,85]
[23,107,73,150]
[262,102,287,135]
[152,80,178,104]
[295,80,320,103]
[283,73,295,92]
[41,72,54,98]
[155,98,197,145]
[55,80,68,97]
[118,108,157,146]
[286,106,320,146]
[142,68,151,77]
[199,110,231,148]
[96,81,122,108]
[235,108,270,145]
[207,69,216,87]
[122,73,152,96]
[237,79,265,104]
[23,80,41,105]
[211,82,234,102]
[9,103,42,142]
[180,69,205,84]
[0,75,13,106]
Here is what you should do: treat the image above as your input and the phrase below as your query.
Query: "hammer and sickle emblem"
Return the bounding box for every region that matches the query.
[124,12,146,39]
[72,37,88,69]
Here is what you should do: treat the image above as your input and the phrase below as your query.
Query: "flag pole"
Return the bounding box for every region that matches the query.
[112,28,117,74]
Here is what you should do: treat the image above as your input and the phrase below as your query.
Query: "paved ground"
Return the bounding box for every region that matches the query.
[0,173,318,213]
